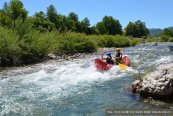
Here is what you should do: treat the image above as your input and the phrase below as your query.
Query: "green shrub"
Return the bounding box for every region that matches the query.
[145,37,161,43]
[168,37,173,42]
[97,38,107,47]
[130,39,141,46]
[11,19,33,39]
[57,33,96,54]
[96,35,130,47]
[113,35,130,47]
[1,25,159,67]
[97,36,114,47]
[31,31,58,55]
[161,36,169,42]
[0,26,21,66]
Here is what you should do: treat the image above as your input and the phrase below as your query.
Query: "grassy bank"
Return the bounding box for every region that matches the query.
[0,25,172,66]
[0,26,132,66]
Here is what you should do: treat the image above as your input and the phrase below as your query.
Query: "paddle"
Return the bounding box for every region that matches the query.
[114,60,127,70]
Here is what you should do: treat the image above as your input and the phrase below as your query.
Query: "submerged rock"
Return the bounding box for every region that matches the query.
[132,63,173,99]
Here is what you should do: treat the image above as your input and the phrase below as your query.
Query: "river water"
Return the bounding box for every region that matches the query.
[0,43,173,115]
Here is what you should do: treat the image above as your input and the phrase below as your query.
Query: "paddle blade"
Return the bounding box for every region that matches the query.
[118,63,126,70]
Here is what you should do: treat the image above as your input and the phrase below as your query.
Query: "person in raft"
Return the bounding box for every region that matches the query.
[115,48,123,65]
[101,52,114,65]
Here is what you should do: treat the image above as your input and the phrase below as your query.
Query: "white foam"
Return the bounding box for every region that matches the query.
[7,61,121,101]
[153,56,173,65]
[21,70,47,84]
[0,58,136,114]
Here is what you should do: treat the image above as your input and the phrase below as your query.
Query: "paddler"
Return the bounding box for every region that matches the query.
[115,48,123,65]
[101,52,114,65]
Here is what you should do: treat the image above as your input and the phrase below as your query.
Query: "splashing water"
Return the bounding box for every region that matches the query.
[0,43,173,115]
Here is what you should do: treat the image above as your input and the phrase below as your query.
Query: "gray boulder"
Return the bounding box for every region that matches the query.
[132,63,173,99]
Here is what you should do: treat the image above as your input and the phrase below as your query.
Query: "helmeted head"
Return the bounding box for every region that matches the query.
[116,48,121,52]
[106,52,111,57]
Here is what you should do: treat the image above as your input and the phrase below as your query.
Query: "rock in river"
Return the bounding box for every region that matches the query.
[132,63,173,99]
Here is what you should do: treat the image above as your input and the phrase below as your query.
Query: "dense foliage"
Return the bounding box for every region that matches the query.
[0,0,171,66]
[125,20,149,38]
[96,16,122,35]
[0,25,134,66]
[162,28,173,37]
[0,0,149,36]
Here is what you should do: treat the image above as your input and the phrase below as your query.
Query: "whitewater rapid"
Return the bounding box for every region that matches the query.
[0,43,173,115]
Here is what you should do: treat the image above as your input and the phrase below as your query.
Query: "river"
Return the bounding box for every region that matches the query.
[0,43,173,115]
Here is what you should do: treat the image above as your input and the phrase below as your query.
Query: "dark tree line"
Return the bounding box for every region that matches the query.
[96,16,122,35]
[0,0,150,37]
[162,28,173,37]
[125,20,149,38]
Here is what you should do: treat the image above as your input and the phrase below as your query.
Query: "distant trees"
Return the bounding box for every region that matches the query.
[96,22,107,34]
[0,0,162,67]
[66,12,78,31]
[125,20,149,38]
[5,0,28,21]
[96,16,122,35]
[46,5,57,23]
[0,10,11,26]
[68,12,78,22]
[161,28,173,42]
[79,17,90,34]
[0,0,151,36]
[162,28,173,37]
[0,0,28,27]
[46,5,64,31]
[33,11,54,32]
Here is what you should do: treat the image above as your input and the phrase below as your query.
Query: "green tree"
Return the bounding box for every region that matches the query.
[0,10,11,27]
[102,16,122,35]
[33,11,54,32]
[46,4,57,23]
[46,5,66,31]
[68,12,78,22]
[88,26,98,35]
[82,17,90,27]
[162,28,173,37]
[125,20,149,38]
[2,2,9,15]
[66,12,79,32]
[7,0,28,21]
[80,17,90,34]
[64,17,76,31]
[35,11,46,21]
[125,22,136,37]
[55,14,65,31]
[96,22,107,34]
[96,16,122,35]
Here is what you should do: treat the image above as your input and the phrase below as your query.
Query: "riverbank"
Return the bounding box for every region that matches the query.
[0,26,132,66]
[1,24,172,67]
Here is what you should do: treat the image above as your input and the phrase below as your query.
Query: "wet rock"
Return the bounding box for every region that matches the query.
[46,52,87,62]
[132,80,142,93]
[132,63,173,99]
[47,53,56,60]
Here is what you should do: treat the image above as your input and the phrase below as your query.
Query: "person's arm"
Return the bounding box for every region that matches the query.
[112,57,115,62]
[101,54,106,60]
[120,53,122,59]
